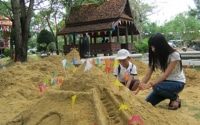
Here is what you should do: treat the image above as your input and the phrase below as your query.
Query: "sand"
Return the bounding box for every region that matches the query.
[0,49,199,125]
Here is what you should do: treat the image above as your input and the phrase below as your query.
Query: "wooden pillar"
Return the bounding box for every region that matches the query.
[125,25,128,44]
[73,34,76,45]
[64,35,67,45]
[117,26,119,43]
[131,29,133,43]
[90,35,92,44]
[109,31,112,42]
[94,33,96,44]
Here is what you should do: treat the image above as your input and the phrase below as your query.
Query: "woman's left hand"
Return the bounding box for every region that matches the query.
[138,83,152,90]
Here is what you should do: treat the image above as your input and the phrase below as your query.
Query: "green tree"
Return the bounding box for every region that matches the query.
[189,0,200,20]
[48,42,56,54]
[37,29,55,51]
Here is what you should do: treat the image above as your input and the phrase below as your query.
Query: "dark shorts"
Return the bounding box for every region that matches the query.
[121,79,140,90]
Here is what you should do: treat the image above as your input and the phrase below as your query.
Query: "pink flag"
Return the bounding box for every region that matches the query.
[128,116,143,125]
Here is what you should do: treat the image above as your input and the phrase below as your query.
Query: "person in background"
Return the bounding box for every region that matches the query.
[136,33,186,110]
[113,49,140,91]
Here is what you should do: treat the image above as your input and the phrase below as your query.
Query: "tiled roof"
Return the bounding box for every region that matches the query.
[58,0,139,35]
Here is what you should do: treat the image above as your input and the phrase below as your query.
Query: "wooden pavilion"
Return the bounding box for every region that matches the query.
[0,14,12,51]
[58,0,139,56]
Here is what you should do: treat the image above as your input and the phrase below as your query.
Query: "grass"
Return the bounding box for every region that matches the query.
[194,66,200,71]
[188,106,200,119]
[0,54,40,68]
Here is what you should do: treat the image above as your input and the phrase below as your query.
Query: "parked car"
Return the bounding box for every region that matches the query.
[39,50,51,57]
[0,54,6,58]
[168,42,176,48]
[28,47,37,54]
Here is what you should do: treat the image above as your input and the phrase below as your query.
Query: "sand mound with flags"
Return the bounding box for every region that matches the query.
[0,49,199,125]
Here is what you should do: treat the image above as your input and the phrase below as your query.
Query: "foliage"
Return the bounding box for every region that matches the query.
[28,37,37,49]
[37,29,55,45]
[134,38,149,53]
[189,0,200,20]
[4,48,10,57]
[142,13,200,45]
[48,42,56,53]
[0,0,12,19]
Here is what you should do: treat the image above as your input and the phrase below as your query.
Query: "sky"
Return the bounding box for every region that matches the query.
[146,0,196,25]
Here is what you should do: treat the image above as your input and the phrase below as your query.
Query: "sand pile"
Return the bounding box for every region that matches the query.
[0,50,200,125]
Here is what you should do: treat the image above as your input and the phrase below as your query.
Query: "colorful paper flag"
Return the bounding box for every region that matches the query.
[119,104,130,111]
[72,57,76,65]
[73,68,76,74]
[105,67,112,74]
[71,95,77,110]
[113,59,119,68]
[91,59,96,66]
[113,79,123,86]
[84,60,92,72]
[128,116,143,125]
[95,58,100,67]
[65,61,72,67]
[51,78,56,85]
[42,83,47,88]
[44,78,49,84]
[62,59,67,68]
[105,58,112,67]
[39,86,43,92]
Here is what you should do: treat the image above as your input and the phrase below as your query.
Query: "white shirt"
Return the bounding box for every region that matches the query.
[113,62,137,82]
[166,51,186,83]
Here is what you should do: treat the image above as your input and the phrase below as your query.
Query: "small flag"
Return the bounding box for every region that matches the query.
[62,59,67,68]
[105,67,112,74]
[42,83,47,88]
[39,86,43,92]
[128,116,143,125]
[65,61,72,67]
[72,57,76,65]
[113,79,123,86]
[51,78,56,85]
[113,59,119,68]
[44,78,49,84]
[91,59,96,66]
[95,58,100,67]
[56,78,60,84]
[105,58,111,68]
[71,95,77,110]
[119,104,130,111]
[84,60,92,72]
[73,68,76,74]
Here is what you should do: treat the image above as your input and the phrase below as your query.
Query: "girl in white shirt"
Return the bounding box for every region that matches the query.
[137,33,186,110]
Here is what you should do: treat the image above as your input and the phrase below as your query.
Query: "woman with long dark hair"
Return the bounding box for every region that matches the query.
[138,33,186,110]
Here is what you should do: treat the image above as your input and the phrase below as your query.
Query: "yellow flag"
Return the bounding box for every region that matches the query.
[113,79,123,86]
[73,68,76,74]
[113,59,119,68]
[71,95,77,110]
[119,104,131,111]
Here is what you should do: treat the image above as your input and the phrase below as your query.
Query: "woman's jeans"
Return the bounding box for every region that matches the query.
[146,80,185,106]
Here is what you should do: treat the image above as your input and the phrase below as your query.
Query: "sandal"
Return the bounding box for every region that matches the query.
[168,98,181,110]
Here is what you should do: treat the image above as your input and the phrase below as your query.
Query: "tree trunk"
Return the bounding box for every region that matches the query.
[11,0,34,62]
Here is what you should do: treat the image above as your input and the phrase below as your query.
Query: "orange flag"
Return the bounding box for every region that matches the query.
[91,59,96,66]
[105,58,111,68]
